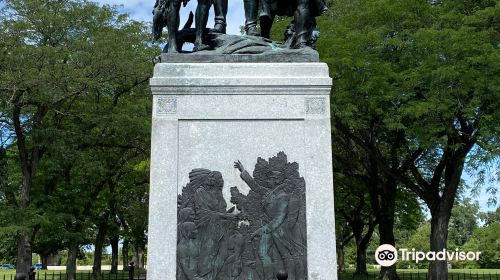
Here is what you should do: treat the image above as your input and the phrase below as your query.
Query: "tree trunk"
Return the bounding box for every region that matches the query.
[425,148,467,280]
[15,234,32,276]
[365,145,399,280]
[134,246,145,269]
[368,178,398,279]
[66,241,79,280]
[355,223,375,276]
[92,220,108,278]
[110,237,119,273]
[377,202,398,280]
[40,253,48,270]
[336,242,346,272]
[12,104,43,278]
[14,163,34,277]
[353,221,375,275]
[122,239,129,271]
[354,245,368,275]
[428,207,452,280]
[0,148,8,198]
[375,179,398,280]
[352,222,367,275]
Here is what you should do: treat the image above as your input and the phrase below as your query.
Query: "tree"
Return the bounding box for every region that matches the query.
[0,0,154,277]
[320,0,499,279]
[479,206,500,226]
[39,66,151,279]
[463,222,500,269]
[0,140,16,264]
[393,189,425,245]
[335,215,354,272]
[383,1,499,278]
[448,198,479,246]
[321,3,418,277]
[333,129,378,275]
[335,180,377,275]
[32,219,66,269]
[399,223,431,269]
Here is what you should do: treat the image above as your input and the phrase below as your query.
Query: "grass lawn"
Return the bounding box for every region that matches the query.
[0,270,144,280]
[337,269,500,280]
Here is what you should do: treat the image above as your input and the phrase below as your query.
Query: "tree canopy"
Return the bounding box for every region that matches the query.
[0,0,155,277]
[317,0,499,278]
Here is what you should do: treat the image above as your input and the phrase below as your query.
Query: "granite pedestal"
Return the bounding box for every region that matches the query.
[147,61,337,280]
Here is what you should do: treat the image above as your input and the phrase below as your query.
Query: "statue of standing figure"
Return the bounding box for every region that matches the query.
[243,0,327,48]
[152,0,228,53]
[153,0,326,53]
[194,0,227,51]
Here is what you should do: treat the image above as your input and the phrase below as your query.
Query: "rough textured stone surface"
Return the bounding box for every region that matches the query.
[147,63,337,280]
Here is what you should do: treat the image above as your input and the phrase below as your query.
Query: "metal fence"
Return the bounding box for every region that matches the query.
[4,270,499,280]
[338,271,500,280]
[1,270,146,280]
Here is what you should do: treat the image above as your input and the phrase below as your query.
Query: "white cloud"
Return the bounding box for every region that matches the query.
[93,0,245,34]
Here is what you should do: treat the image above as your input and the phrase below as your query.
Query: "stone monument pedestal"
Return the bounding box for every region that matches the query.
[147,62,337,280]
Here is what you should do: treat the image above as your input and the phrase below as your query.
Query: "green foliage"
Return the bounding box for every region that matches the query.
[0,231,17,264]
[394,189,425,243]
[323,0,498,276]
[0,0,155,269]
[398,223,431,269]
[448,198,480,246]
[321,0,499,180]
[323,0,499,144]
[463,222,500,269]
[479,206,500,226]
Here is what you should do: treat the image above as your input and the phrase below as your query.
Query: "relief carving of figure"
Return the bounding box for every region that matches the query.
[178,222,205,280]
[194,171,231,279]
[177,153,306,280]
[232,152,307,280]
[177,169,235,280]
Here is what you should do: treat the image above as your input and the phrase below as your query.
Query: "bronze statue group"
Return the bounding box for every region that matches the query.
[176,152,307,280]
[153,0,327,53]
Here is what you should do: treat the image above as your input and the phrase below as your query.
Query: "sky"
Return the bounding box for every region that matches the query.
[96,0,246,35]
